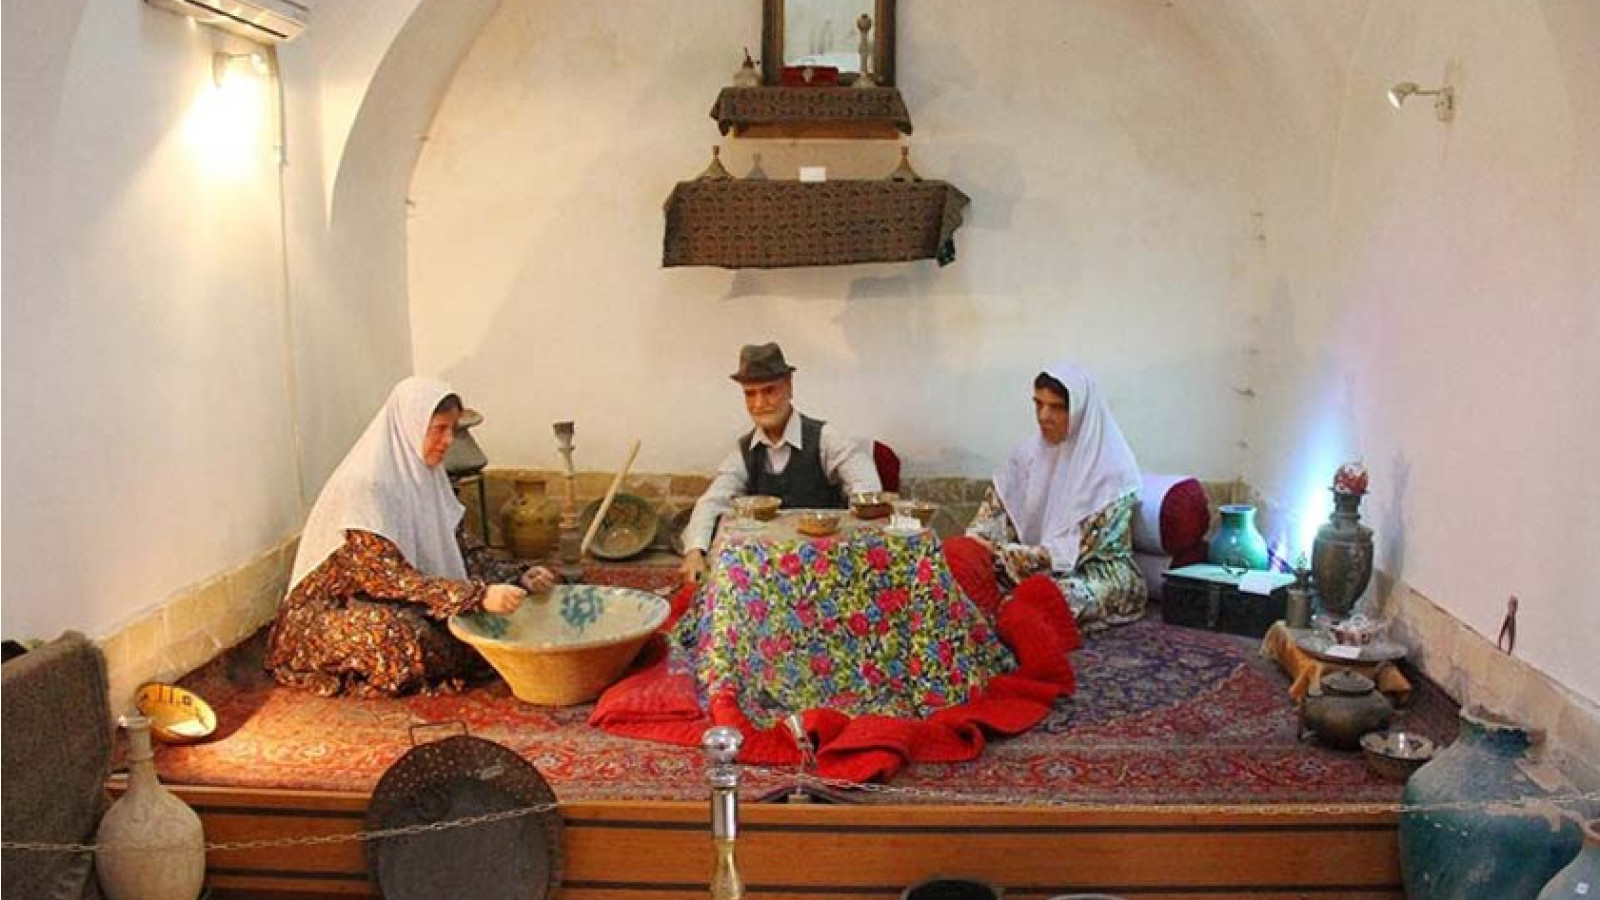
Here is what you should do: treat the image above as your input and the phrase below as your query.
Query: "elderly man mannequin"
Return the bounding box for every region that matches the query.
[678,342,881,585]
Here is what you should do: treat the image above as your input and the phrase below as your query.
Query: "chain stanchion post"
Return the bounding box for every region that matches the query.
[703,726,745,900]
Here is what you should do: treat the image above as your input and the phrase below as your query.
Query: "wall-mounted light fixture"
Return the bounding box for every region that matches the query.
[212,51,270,88]
[1387,82,1456,122]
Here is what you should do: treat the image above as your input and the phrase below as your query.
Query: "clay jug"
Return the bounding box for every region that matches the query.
[1401,708,1583,900]
[501,477,560,560]
[1538,819,1600,899]
[1300,670,1392,750]
[95,715,206,900]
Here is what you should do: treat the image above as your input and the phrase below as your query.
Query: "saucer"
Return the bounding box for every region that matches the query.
[882,522,924,538]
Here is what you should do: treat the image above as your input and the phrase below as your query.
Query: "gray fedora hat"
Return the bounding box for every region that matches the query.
[730,342,797,383]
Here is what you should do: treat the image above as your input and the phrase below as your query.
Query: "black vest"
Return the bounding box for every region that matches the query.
[742,414,847,510]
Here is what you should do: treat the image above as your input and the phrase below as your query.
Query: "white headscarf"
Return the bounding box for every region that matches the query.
[994,361,1141,572]
[289,376,468,589]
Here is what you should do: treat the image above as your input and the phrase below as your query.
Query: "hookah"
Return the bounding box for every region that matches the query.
[703,726,745,900]
[551,421,584,583]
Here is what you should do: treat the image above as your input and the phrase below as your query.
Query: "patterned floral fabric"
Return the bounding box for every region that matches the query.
[265,528,526,698]
[670,528,1013,726]
[969,487,1147,631]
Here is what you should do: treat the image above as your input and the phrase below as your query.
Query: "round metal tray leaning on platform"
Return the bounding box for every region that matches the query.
[1293,631,1408,664]
[365,734,563,900]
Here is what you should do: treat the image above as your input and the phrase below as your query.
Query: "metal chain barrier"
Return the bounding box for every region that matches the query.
[3,777,1595,856]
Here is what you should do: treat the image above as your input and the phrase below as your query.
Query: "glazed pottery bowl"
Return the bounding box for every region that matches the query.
[135,682,218,744]
[733,494,782,521]
[1361,730,1435,782]
[450,585,669,706]
[849,491,899,520]
[796,511,841,537]
[576,493,659,560]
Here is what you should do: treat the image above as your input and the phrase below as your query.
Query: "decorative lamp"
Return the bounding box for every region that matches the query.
[1311,462,1374,618]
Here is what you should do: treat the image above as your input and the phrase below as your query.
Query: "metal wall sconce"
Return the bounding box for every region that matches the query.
[1387,82,1456,122]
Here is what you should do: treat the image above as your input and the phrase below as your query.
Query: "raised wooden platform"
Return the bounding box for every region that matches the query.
[163,784,1403,899]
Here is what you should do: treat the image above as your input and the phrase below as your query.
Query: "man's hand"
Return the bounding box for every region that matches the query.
[680,549,708,586]
[519,566,557,593]
[483,584,528,615]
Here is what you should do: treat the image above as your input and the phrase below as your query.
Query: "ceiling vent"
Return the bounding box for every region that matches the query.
[144,0,310,44]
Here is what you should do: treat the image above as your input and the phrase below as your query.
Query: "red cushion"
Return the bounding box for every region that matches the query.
[1159,477,1210,562]
[872,441,901,494]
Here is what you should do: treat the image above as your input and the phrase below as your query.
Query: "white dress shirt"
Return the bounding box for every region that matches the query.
[681,412,882,553]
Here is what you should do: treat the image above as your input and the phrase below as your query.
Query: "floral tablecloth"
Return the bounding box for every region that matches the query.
[670,513,1013,726]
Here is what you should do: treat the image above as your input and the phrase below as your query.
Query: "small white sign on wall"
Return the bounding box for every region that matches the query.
[799,166,827,183]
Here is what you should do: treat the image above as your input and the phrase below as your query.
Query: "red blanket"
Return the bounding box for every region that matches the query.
[590,537,1079,782]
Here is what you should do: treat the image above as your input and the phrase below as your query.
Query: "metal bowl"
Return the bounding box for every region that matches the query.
[1360,731,1435,782]
[849,491,899,520]
[796,511,840,537]
[732,494,782,521]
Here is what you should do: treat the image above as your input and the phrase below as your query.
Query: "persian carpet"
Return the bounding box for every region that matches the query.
[153,572,1456,805]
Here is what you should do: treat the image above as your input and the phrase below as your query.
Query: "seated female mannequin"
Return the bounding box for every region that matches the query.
[265,377,555,697]
[965,362,1147,630]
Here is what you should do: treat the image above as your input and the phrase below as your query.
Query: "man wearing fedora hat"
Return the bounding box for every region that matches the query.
[679,342,881,585]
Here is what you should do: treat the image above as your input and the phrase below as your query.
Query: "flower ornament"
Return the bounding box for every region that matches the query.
[1333,461,1369,496]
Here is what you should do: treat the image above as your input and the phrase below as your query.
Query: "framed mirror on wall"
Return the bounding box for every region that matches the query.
[763,0,895,87]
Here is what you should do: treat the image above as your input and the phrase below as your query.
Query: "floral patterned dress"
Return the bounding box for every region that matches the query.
[669,527,1013,726]
[967,487,1146,631]
[265,528,527,697]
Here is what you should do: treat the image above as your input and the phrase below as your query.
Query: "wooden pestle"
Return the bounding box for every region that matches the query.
[581,439,643,558]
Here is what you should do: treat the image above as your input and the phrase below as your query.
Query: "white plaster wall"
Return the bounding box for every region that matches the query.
[409,0,1261,487]
[2,0,300,639]
[1248,0,1600,704]
[275,0,500,500]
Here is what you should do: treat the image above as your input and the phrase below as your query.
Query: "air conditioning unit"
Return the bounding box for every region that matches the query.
[144,0,310,44]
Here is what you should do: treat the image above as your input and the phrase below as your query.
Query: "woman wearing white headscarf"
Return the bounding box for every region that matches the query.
[966,362,1147,630]
[266,377,555,697]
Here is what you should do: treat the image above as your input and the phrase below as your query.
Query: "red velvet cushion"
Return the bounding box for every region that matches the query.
[873,441,901,494]
[1160,477,1210,565]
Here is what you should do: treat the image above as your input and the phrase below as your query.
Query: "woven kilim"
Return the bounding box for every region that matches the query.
[663,180,971,269]
[710,86,913,135]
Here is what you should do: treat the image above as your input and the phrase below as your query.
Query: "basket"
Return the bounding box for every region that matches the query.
[134,683,217,744]
[450,585,669,706]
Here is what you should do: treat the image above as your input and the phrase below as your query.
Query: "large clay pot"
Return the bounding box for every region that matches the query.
[1311,490,1373,617]
[1400,708,1583,900]
[501,477,561,561]
[1300,670,1392,750]
[95,715,206,900]
[1538,819,1600,899]
[1208,504,1269,571]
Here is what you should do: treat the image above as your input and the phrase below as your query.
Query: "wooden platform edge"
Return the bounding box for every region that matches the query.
[133,784,1404,899]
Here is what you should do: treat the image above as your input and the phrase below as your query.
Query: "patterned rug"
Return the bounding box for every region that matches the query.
[155,572,1457,806]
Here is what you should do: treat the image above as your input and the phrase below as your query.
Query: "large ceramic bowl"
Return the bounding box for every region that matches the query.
[450,585,669,706]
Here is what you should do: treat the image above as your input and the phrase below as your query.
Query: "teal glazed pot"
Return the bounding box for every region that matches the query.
[1400,709,1583,900]
[1539,819,1600,899]
[1207,504,1269,571]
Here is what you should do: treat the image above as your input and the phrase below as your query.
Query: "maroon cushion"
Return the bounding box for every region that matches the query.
[873,441,901,494]
[1160,477,1210,564]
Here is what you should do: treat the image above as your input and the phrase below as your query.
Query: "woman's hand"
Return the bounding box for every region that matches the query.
[483,583,528,615]
[680,549,708,586]
[519,566,557,593]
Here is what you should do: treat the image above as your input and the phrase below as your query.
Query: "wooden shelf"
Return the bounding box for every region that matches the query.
[733,120,904,140]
